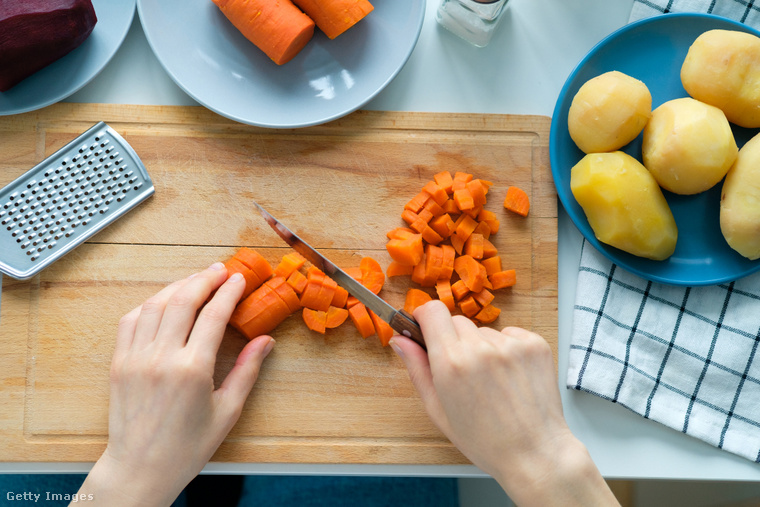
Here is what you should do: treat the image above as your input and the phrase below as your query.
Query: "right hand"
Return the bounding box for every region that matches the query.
[390,300,619,507]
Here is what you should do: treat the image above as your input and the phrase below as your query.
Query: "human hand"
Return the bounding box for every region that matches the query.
[78,263,274,507]
[390,301,618,507]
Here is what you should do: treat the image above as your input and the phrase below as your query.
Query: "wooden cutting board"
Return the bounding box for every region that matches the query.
[0,103,557,464]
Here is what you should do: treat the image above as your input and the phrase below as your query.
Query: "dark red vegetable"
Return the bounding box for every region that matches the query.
[0,0,98,92]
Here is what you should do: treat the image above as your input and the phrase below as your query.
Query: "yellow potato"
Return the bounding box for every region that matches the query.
[721,132,760,260]
[571,151,677,261]
[681,29,760,128]
[642,97,738,195]
[567,70,652,154]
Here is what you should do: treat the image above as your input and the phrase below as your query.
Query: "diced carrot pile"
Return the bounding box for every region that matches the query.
[221,176,529,347]
[386,171,527,324]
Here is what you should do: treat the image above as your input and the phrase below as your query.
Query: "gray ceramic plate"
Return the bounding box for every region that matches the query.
[137,0,425,128]
[0,0,136,116]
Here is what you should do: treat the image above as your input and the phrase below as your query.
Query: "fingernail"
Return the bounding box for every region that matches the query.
[228,272,244,283]
[389,338,404,359]
[263,338,275,357]
[209,262,225,271]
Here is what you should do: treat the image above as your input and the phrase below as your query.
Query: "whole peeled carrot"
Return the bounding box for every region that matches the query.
[290,0,374,39]
[212,0,315,65]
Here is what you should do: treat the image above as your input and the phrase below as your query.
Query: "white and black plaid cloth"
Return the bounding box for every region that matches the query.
[566,0,760,463]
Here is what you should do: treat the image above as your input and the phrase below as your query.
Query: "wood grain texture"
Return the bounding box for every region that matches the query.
[0,103,557,464]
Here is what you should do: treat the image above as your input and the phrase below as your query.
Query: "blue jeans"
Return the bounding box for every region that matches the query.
[0,474,458,506]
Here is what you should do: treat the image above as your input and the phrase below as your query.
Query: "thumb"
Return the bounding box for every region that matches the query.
[390,336,448,430]
[217,335,274,411]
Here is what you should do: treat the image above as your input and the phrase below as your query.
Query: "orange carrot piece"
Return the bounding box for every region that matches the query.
[450,234,465,256]
[230,280,293,340]
[386,234,424,266]
[455,214,478,242]
[325,306,349,328]
[369,310,395,347]
[452,172,473,191]
[459,296,481,318]
[274,252,306,278]
[421,225,444,246]
[233,247,273,282]
[270,276,302,313]
[454,255,487,293]
[451,280,470,301]
[434,171,454,194]
[429,214,455,239]
[482,238,498,258]
[291,0,374,40]
[224,257,262,299]
[453,188,475,211]
[286,269,309,294]
[405,191,431,213]
[360,257,385,294]
[411,256,429,287]
[344,266,363,281]
[348,302,376,338]
[473,288,495,308]
[346,296,360,308]
[213,0,315,65]
[424,245,444,284]
[418,208,434,224]
[442,198,459,215]
[466,179,488,208]
[307,266,326,282]
[475,304,501,324]
[331,286,349,309]
[299,280,323,310]
[435,280,456,312]
[387,227,417,240]
[464,233,485,260]
[314,282,336,312]
[404,288,433,314]
[387,261,414,277]
[440,244,457,280]
[422,181,449,206]
[473,220,492,240]
[478,209,501,234]
[422,198,445,217]
[490,269,517,289]
[303,308,328,334]
[504,186,530,217]
[481,256,503,276]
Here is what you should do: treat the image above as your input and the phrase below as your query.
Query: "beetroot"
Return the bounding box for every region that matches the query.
[0,0,98,92]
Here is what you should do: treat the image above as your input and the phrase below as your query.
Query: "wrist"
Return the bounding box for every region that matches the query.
[493,434,619,507]
[77,451,184,507]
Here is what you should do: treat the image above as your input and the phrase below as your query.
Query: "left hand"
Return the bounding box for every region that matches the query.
[77,263,274,507]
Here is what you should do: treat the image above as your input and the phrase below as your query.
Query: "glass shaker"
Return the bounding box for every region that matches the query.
[436,0,509,48]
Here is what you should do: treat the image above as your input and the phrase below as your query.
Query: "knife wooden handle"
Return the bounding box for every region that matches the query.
[391,310,426,351]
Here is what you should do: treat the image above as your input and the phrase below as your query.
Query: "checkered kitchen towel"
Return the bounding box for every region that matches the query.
[566,0,760,463]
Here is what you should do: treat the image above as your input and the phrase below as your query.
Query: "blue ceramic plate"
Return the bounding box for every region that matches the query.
[550,13,760,286]
[0,0,136,116]
[137,0,425,128]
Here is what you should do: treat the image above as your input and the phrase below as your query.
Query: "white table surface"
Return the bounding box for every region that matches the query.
[4,0,760,481]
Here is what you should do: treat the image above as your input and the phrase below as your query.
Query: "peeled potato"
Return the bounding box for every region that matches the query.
[642,97,738,195]
[571,151,677,260]
[567,70,652,154]
[681,29,760,128]
[721,132,760,260]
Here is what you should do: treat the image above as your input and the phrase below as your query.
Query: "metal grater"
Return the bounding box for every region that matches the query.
[0,122,154,280]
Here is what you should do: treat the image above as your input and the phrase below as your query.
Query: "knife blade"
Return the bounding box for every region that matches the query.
[253,202,425,349]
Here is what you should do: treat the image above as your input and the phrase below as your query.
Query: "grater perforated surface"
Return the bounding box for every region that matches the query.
[0,122,154,280]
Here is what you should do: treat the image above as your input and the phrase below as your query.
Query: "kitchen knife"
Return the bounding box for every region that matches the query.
[253,202,426,350]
